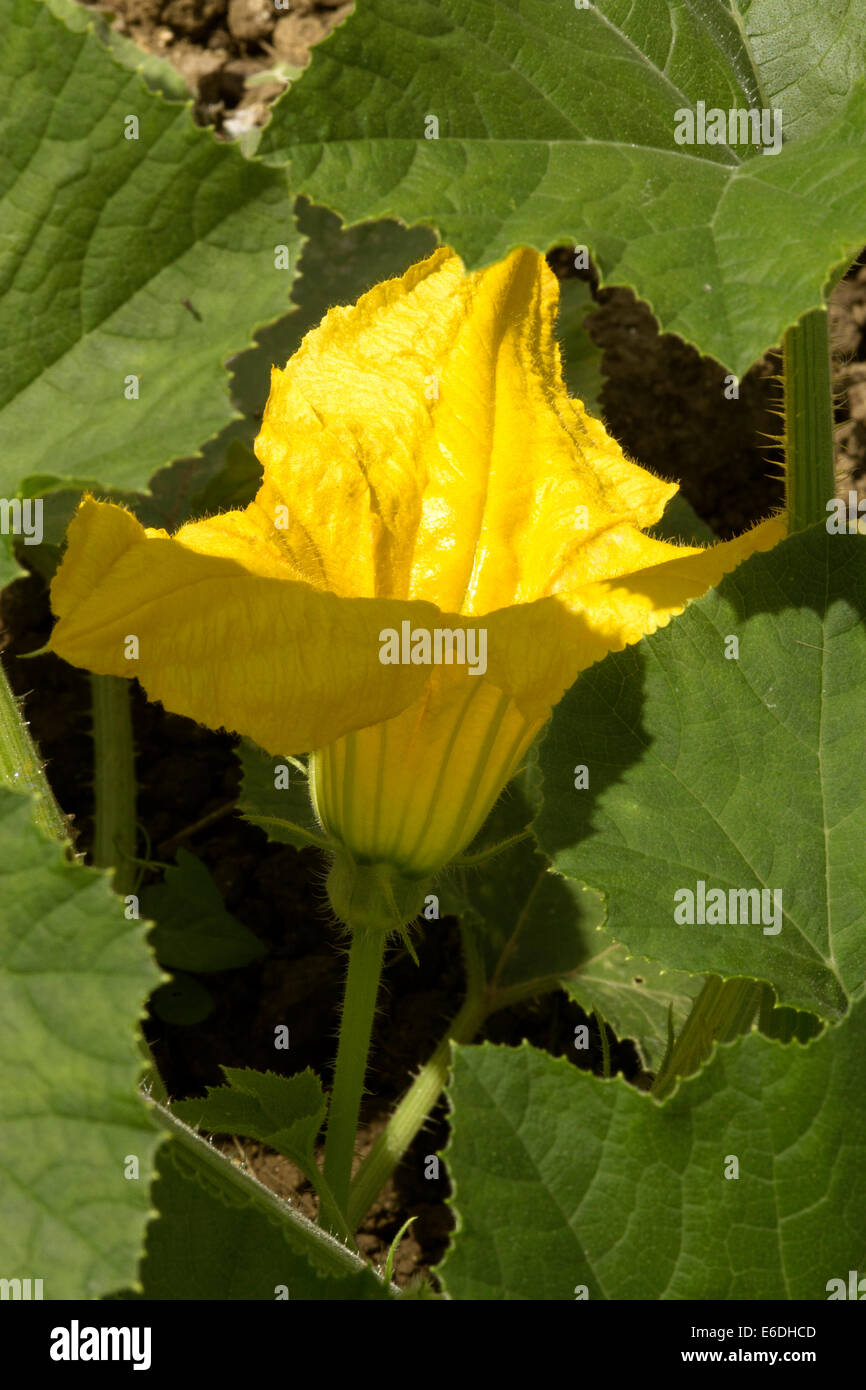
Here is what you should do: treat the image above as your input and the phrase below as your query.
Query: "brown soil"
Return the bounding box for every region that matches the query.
[831,261,866,495]
[84,0,352,131]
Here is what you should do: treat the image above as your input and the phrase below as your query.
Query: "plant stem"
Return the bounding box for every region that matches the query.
[0,656,70,843]
[652,975,764,1101]
[90,674,137,895]
[348,992,487,1228]
[89,675,171,1100]
[320,925,387,1228]
[783,307,836,533]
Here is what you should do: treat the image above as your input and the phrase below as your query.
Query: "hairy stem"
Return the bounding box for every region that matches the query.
[348,992,487,1228]
[320,925,387,1230]
[0,657,70,843]
[783,307,836,534]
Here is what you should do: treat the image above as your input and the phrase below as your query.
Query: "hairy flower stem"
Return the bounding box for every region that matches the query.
[90,674,137,896]
[347,992,487,1229]
[0,657,70,843]
[320,925,387,1231]
[783,306,836,534]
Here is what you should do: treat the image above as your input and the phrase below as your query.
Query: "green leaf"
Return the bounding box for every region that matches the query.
[439,1004,866,1298]
[174,1066,326,1184]
[0,532,24,590]
[447,840,604,1003]
[0,787,161,1297]
[562,941,700,1073]
[262,0,866,374]
[652,974,767,1100]
[135,424,264,533]
[138,200,436,533]
[443,759,604,1004]
[186,439,262,517]
[652,974,820,1100]
[150,971,214,1026]
[134,1138,391,1300]
[557,278,604,419]
[229,197,439,421]
[0,0,299,495]
[535,525,866,1021]
[758,988,823,1047]
[45,0,191,100]
[649,490,718,546]
[0,486,98,590]
[236,738,327,850]
[143,849,267,973]
[444,759,695,1068]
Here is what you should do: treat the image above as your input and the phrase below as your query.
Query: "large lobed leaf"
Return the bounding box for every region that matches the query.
[535,526,866,1021]
[440,997,866,1299]
[134,1140,391,1300]
[261,0,866,375]
[443,764,697,1070]
[0,0,299,496]
[0,789,161,1297]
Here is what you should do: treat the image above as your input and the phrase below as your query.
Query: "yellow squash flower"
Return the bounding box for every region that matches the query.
[48,247,783,928]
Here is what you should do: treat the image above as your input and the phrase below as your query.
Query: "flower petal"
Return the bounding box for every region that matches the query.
[254,245,679,615]
[557,516,788,654]
[482,516,787,721]
[311,666,543,875]
[48,498,439,754]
